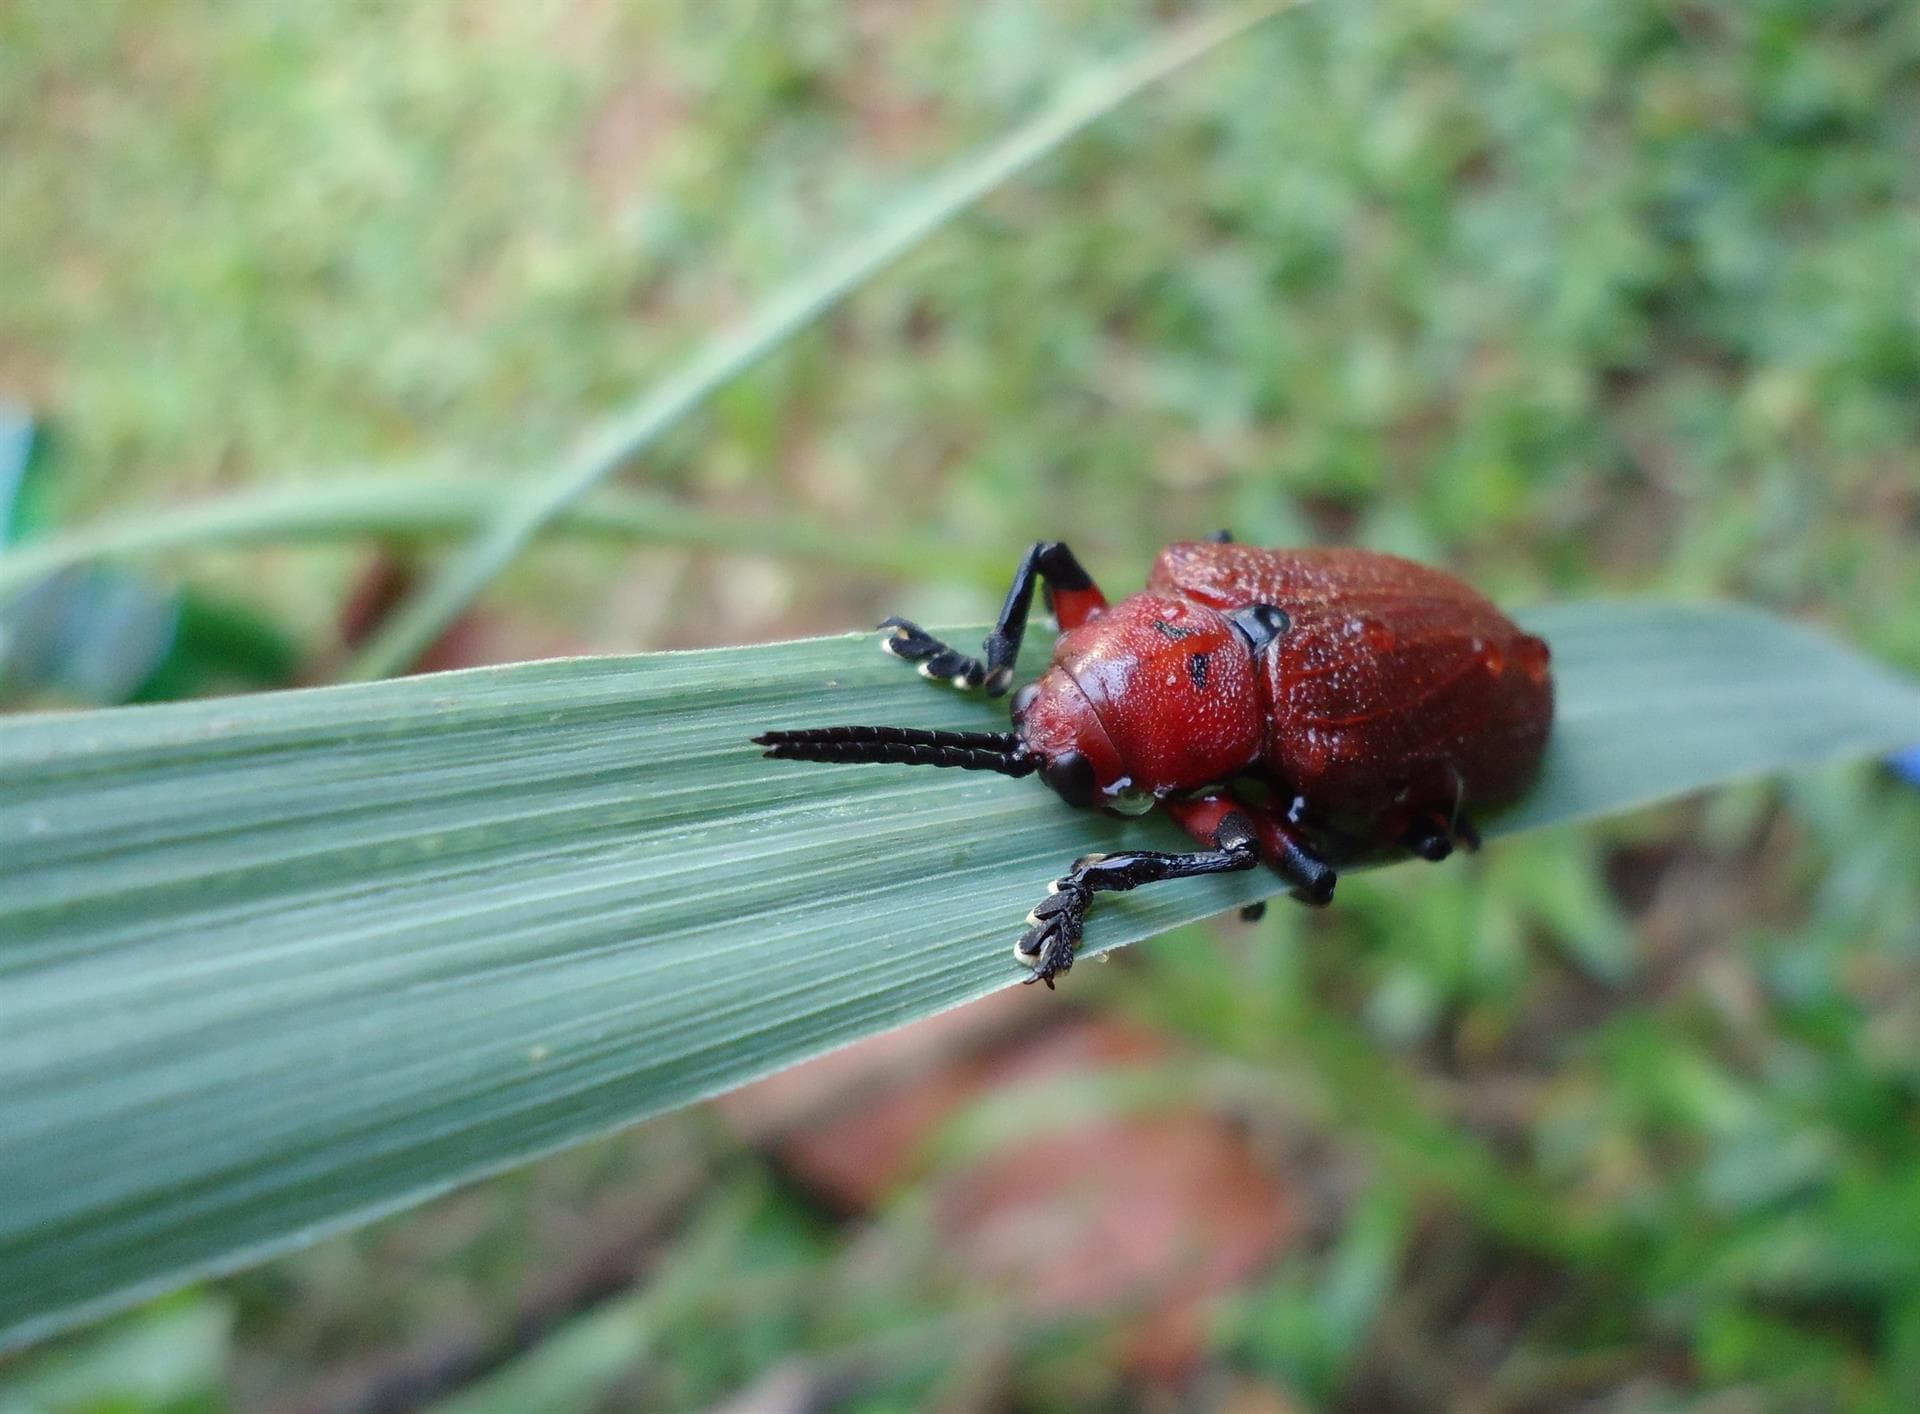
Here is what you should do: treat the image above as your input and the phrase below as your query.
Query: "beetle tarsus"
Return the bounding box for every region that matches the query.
[1017,879,1090,988]
[880,542,1107,699]
[1015,815,1262,987]
[878,617,988,690]
[1238,900,1268,922]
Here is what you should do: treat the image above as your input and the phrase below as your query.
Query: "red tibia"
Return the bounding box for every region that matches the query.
[1163,794,1311,875]
[1050,584,1108,631]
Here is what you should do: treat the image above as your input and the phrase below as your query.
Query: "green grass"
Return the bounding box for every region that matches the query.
[4,0,1920,1408]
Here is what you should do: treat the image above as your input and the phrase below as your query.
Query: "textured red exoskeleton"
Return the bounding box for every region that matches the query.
[756,537,1553,987]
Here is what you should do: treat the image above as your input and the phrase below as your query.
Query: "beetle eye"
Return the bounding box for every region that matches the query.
[1041,751,1099,808]
[1010,682,1041,722]
[1227,602,1290,654]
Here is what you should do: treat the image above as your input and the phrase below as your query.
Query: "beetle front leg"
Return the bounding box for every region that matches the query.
[1016,813,1261,988]
[881,541,1107,697]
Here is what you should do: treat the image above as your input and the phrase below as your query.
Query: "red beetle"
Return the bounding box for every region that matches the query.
[755,535,1553,987]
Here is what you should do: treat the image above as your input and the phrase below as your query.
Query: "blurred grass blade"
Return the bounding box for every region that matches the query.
[3,601,1917,1350]
[0,477,1004,601]
[344,0,1298,681]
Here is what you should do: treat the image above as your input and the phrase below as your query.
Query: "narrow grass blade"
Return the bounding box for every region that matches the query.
[0,478,1002,602]
[344,0,1299,681]
[1,601,1916,1350]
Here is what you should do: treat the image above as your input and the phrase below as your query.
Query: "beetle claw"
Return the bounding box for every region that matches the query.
[1015,880,1088,987]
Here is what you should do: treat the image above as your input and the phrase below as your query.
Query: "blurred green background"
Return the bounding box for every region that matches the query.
[4,0,1919,1409]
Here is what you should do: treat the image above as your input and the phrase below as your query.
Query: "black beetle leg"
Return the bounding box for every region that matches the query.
[1274,830,1337,906]
[1238,900,1268,922]
[876,619,988,690]
[1405,807,1481,862]
[1016,814,1262,988]
[880,541,1105,697]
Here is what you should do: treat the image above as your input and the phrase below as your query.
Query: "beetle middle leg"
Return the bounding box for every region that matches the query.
[1402,765,1483,861]
[1167,794,1336,908]
[1404,810,1482,859]
[1017,812,1262,988]
[880,541,1107,696]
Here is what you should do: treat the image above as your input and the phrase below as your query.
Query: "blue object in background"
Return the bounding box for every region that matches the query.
[1,397,182,703]
[2,566,183,703]
[0,404,183,703]
[1890,745,1920,788]
[0,403,299,706]
[0,404,34,537]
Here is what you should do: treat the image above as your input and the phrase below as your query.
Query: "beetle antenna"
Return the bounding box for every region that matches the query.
[753,725,1037,777]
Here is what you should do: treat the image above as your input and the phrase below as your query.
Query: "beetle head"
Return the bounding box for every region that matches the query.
[755,595,1276,811]
[1015,593,1268,809]
[1007,668,1135,810]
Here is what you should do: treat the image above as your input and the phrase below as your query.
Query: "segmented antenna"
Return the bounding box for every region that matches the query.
[753,725,1036,777]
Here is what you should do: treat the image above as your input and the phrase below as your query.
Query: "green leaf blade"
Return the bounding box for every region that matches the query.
[1509,602,1920,831]
[2,601,1917,1350]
